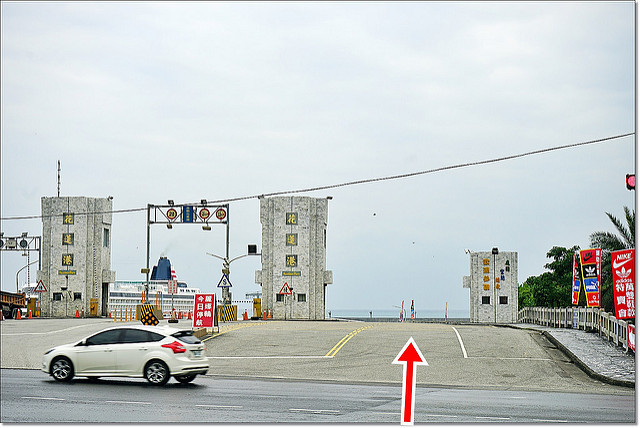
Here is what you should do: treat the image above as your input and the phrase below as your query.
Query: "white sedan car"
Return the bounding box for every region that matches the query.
[42,325,208,385]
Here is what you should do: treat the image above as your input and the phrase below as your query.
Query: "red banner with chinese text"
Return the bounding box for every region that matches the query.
[192,293,215,328]
[612,249,635,319]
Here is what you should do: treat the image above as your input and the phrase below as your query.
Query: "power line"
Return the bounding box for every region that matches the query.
[0,132,634,221]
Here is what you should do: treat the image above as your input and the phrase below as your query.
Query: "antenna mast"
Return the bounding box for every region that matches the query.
[57,160,61,197]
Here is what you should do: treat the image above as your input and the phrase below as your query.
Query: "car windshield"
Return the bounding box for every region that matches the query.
[172,330,201,344]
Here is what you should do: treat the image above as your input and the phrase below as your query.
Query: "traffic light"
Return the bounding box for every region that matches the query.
[626,174,635,190]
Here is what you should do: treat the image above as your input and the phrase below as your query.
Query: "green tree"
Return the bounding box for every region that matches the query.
[518,245,580,309]
[589,206,636,313]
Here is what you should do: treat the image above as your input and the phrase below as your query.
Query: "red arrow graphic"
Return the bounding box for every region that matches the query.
[392,337,428,425]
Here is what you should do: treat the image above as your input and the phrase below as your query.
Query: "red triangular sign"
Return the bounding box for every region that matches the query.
[278,282,293,295]
[34,280,47,292]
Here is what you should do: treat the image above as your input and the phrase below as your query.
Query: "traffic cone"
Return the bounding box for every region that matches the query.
[75,307,80,318]
[243,309,248,321]
[16,310,21,320]
[108,311,111,318]
[268,309,272,319]
[28,310,32,319]
[262,310,267,320]
[1,310,4,321]
[188,310,192,320]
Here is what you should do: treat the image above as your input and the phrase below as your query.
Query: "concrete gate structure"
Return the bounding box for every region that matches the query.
[463,249,518,323]
[37,196,116,317]
[255,196,333,320]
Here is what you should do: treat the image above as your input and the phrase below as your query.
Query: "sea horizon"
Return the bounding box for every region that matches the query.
[327,308,469,319]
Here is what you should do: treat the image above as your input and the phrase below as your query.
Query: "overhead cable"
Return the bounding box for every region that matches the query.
[0,132,633,221]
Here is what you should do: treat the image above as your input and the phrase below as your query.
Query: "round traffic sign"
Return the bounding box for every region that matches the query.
[199,208,211,220]
[215,208,227,221]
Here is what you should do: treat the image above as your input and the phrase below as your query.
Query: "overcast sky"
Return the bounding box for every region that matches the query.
[1,1,635,315]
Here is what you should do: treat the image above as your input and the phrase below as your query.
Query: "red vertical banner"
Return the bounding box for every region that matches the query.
[572,252,580,305]
[579,249,601,307]
[192,293,215,328]
[612,249,635,319]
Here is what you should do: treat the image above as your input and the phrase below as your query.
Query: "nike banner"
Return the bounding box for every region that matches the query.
[612,249,635,319]
[579,249,601,307]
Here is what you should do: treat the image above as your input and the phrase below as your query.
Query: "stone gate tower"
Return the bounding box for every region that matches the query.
[255,196,333,320]
[38,196,116,317]
[463,249,518,323]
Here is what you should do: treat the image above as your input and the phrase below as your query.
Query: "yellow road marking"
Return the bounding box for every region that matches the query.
[202,322,267,342]
[325,325,372,357]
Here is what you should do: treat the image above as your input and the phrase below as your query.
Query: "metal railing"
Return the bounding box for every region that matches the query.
[518,306,634,352]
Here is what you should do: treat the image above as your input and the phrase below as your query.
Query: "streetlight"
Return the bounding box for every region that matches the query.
[16,259,39,292]
[206,245,260,306]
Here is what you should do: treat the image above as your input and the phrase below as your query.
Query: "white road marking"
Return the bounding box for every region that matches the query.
[3,323,115,336]
[475,416,511,420]
[451,326,468,358]
[289,408,340,414]
[195,404,243,409]
[22,396,65,401]
[105,400,151,405]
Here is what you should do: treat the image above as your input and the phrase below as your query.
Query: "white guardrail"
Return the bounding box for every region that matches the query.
[518,307,635,353]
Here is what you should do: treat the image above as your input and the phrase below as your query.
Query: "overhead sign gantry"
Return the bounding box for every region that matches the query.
[144,201,229,303]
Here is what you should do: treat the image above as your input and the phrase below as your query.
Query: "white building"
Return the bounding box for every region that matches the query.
[38,196,116,317]
[255,196,333,320]
[463,249,518,323]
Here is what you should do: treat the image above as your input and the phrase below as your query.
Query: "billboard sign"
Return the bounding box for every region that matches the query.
[579,249,601,307]
[612,249,635,319]
[572,253,580,305]
[192,293,215,328]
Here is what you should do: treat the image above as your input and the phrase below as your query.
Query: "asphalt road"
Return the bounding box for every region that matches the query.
[1,369,634,423]
[1,318,635,423]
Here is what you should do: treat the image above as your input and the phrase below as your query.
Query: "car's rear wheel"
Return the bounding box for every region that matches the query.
[174,374,197,384]
[144,360,170,385]
[51,357,74,382]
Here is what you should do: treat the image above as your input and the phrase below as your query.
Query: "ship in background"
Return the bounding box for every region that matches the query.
[108,257,201,318]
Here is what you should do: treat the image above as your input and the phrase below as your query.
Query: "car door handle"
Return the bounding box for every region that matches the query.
[138,347,148,351]
[105,349,113,352]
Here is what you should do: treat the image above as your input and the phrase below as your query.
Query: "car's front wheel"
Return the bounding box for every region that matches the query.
[144,360,170,385]
[51,357,74,382]
[174,374,197,384]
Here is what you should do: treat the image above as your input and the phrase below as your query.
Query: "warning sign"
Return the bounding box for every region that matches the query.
[278,282,293,295]
[217,274,233,288]
[34,280,47,292]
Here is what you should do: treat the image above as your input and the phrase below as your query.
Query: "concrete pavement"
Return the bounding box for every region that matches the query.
[512,323,635,387]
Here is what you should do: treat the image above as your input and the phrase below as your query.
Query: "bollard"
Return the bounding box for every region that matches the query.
[28,310,32,319]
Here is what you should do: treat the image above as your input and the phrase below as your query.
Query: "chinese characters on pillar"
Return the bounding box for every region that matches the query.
[61,213,76,275]
[482,258,490,290]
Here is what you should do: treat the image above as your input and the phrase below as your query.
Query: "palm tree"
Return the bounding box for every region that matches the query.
[589,206,635,312]
[590,206,635,250]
